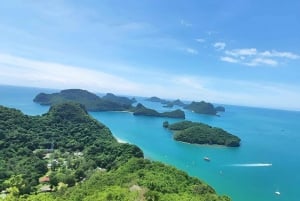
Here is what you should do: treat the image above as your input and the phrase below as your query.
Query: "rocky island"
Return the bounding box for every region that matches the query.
[133,103,185,119]
[34,89,185,119]
[146,96,186,108]
[184,101,225,115]
[146,96,225,116]
[0,103,230,201]
[164,120,241,147]
[34,89,134,111]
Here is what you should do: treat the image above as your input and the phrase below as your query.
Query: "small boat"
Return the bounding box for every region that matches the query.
[203,157,210,162]
[275,191,280,195]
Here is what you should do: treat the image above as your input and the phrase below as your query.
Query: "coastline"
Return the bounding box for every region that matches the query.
[175,140,230,149]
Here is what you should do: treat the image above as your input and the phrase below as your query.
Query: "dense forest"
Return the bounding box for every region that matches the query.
[165,121,241,147]
[0,103,230,200]
[0,103,142,194]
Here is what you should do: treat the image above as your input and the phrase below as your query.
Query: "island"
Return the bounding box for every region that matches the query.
[215,106,225,112]
[146,96,187,108]
[184,101,225,115]
[164,120,241,147]
[133,103,185,119]
[102,92,136,106]
[163,99,187,108]
[0,103,231,201]
[34,89,185,119]
[34,89,134,111]
[145,96,169,104]
[146,96,225,116]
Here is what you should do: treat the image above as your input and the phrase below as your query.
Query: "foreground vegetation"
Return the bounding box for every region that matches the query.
[4,158,230,201]
[0,103,230,200]
[0,103,142,194]
[165,121,241,147]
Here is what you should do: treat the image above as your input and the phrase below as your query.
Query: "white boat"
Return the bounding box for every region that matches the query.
[275,191,280,195]
[203,157,210,162]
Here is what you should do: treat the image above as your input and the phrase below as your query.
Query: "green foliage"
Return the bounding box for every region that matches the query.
[0,103,143,194]
[0,103,231,201]
[13,158,231,201]
[167,121,241,147]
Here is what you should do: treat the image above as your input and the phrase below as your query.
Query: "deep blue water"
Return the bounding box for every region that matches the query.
[1,85,299,201]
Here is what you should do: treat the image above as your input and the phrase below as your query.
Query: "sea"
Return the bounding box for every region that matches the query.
[0,85,299,201]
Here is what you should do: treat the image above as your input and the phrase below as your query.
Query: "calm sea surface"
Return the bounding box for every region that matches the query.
[1,85,299,201]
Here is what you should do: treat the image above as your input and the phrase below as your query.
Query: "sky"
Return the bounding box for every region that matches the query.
[0,0,300,110]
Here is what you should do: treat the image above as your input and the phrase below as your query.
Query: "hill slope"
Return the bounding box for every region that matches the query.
[0,103,230,201]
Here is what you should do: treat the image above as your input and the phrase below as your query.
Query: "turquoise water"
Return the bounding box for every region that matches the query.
[1,85,299,201]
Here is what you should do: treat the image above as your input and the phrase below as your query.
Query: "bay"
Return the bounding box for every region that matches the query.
[0,85,299,201]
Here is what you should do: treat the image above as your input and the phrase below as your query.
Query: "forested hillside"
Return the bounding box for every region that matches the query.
[0,103,230,201]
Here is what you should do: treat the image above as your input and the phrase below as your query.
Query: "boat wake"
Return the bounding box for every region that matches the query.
[230,163,272,167]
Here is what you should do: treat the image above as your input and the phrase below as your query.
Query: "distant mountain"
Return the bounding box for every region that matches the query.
[34,89,185,119]
[133,103,185,119]
[34,89,134,111]
[145,96,169,104]
[146,97,187,108]
[184,101,225,115]
[215,106,225,112]
[165,120,241,147]
[102,93,136,106]
[172,99,186,107]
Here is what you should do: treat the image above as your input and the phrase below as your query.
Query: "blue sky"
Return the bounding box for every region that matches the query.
[1,0,300,110]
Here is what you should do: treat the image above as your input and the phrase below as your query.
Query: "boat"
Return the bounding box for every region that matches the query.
[203,156,210,162]
[275,191,280,195]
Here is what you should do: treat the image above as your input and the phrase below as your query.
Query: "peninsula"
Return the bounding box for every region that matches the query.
[0,103,230,201]
[164,120,241,147]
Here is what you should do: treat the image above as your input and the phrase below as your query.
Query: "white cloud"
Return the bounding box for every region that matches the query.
[184,48,198,55]
[0,53,140,93]
[245,58,278,66]
[225,48,257,57]
[1,53,300,110]
[220,56,239,63]
[195,38,205,43]
[260,50,300,59]
[214,42,226,50]
[221,48,299,67]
